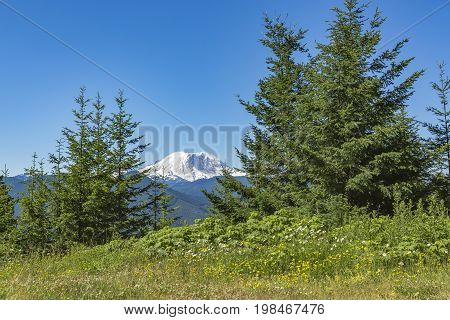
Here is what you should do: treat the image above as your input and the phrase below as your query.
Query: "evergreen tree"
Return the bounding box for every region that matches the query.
[0,166,16,238]
[60,87,94,244]
[204,168,253,223]
[206,16,310,220]
[48,139,67,248]
[17,154,52,253]
[55,88,154,244]
[208,0,429,219]
[108,90,150,236]
[424,63,450,206]
[144,169,175,233]
[303,0,427,212]
[84,93,115,244]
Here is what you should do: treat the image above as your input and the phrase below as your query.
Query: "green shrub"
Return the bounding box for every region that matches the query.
[139,198,449,279]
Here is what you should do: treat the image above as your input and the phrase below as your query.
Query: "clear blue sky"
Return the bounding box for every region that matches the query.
[0,0,449,175]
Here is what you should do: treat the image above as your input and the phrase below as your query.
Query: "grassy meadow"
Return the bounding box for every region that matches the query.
[1,202,448,300]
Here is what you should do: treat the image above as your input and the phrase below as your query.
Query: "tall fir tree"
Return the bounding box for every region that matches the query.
[84,93,115,244]
[54,88,157,244]
[0,166,16,238]
[424,63,450,206]
[144,169,175,233]
[48,139,67,248]
[205,16,310,221]
[303,0,428,212]
[17,154,52,253]
[207,0,429,220]
[108,90,150,236]
[60,87,94,245]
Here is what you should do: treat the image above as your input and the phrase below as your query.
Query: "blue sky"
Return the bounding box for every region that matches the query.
[0,0,449,175]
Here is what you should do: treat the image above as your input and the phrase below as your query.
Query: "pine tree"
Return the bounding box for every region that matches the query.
[303,0,427,212]
[144,169,175,233]
[0,166,16,238]
[108,90,149,236]
[48,139,67,248]
[424,63,450,206]
[55,88,154,244]
[208,1,429,219]
[206,16,310,220]
[84,93,115,244]
[60,87,94,244]
[204,168,253,223]
[17,154,52,253]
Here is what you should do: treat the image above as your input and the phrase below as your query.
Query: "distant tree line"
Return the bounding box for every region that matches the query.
[0,89,174,254]
[206,0,449,223]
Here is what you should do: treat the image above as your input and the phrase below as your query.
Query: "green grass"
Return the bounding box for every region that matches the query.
[0,241,448,299]
[1,205,449,299]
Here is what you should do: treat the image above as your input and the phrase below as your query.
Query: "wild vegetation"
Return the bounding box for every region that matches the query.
[0,0,449,299]
[0,200,448,299]
[0,88,175,256]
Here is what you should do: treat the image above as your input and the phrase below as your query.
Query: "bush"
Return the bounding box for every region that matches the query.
[0,235,19,265]
[139,197,449,279]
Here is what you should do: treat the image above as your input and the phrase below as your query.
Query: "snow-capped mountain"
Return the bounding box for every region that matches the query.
[142,151,244,182]
[7,152,248,223]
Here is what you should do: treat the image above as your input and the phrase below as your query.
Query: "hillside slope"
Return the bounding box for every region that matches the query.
[1,208,448,299]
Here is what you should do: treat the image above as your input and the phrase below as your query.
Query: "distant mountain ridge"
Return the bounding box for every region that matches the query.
[5,152,248,224]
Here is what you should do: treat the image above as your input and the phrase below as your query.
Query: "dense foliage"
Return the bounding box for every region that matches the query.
[16,154,52,254]
[206,0,442,221]
[0,89,173,254]
[140,196,448,275]
[0,168,15,243]
[1,199,448,299]
[423,62,450,206]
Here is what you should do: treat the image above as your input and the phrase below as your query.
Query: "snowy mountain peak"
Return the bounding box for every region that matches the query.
[142,151,244,182]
